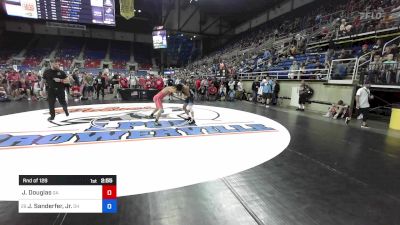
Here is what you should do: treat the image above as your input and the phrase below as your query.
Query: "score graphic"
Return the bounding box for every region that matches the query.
[18,175,117,213]
[102,185,117,213]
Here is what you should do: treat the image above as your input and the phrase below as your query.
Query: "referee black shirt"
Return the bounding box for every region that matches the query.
[43,68,67,89]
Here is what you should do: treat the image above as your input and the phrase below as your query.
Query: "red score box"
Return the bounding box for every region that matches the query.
[102,185,117,199]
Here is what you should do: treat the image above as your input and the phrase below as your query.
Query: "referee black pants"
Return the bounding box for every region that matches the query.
[48,87,68,119]
[96,86,105,99]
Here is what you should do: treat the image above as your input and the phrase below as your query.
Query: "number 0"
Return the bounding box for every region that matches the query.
[107,190,112,195]
[107,204,112,209]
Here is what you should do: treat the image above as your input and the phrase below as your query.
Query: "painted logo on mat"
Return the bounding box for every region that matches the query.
[0,103,290,200]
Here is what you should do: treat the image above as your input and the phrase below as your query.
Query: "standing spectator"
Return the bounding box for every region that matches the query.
[138,75,146,89]
[94,72,106,100]
[0,86,9,102]
[154,75,164,91]
[167,76,174,100]
[346,82,374,128]
[129,73,137,88]
[187,76,196,91]
[112,73,120,99]
[296,80,311,111]
[0,73,7,91]
[85,73,95,99]
[227,78,236,101]
[162,75,168,88]
[25,71,37,101]
[144,76,152,90]
[236,79,244,100]
[175,76,181,85]
[251,77,260,103]
[7,70,21,99]
[260,77,273,108]
[272,78,280,105]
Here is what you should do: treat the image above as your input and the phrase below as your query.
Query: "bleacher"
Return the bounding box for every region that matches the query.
[84,39,107,69]
[22,37,56,70]
[110,41,130,70]
[56,37,85,69]
[167,35,198,66]
[0,32,32,67]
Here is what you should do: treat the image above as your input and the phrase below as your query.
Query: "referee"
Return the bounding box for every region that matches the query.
[43,60,69,121]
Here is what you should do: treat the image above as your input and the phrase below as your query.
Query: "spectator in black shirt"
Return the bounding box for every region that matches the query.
[251,78,260,103]
[272,78,280,105]
[94,72,107,100]
[43,61,69,121]
[112,73,120,99]
[167,76,174,86]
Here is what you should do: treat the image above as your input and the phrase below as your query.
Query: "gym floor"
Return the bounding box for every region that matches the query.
[0,99,399,225]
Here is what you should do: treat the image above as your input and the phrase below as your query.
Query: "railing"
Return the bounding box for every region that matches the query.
[237,68,329,81]
[354,52,374,81]
[192,9,347,67]
[383,36,400,56]
[360,61,400,86]
[328,58,357,80]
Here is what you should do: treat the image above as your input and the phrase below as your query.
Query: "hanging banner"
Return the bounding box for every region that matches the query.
[120,0,135,20]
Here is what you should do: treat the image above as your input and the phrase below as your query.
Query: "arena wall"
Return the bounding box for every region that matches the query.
[243,81,356,113]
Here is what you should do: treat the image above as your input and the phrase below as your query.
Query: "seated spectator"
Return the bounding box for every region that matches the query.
[378,12,395,29]
[357,44,370,58]
[289,45,297,56]
[263,49,271,60]
[119,75,129,89]
[218,84,227,101]
[288,61,300,79]
[0,73,7,91]
[71,85,81,102]
[326,48,334,64]
[332,62,347,79]
[382,54,397,84]
[367,55,383,83]
[314,62,326,79]
[138,76,146,89]
[323,100,348,119]
[0,86,10,102]
[299,63,307,79]
[338,49,350,59]
[339,19,347,36]
[372,39,383,55]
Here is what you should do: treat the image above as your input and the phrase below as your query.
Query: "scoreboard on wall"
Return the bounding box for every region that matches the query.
[153,26,167,49]
[3,0,115,26]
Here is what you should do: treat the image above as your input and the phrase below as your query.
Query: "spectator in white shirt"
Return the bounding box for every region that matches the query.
[288,61,299,79]
[236,80,244,100]
[346,82,374,128]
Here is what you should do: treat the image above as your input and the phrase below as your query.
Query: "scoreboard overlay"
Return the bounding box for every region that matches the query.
[18,175,117,213]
